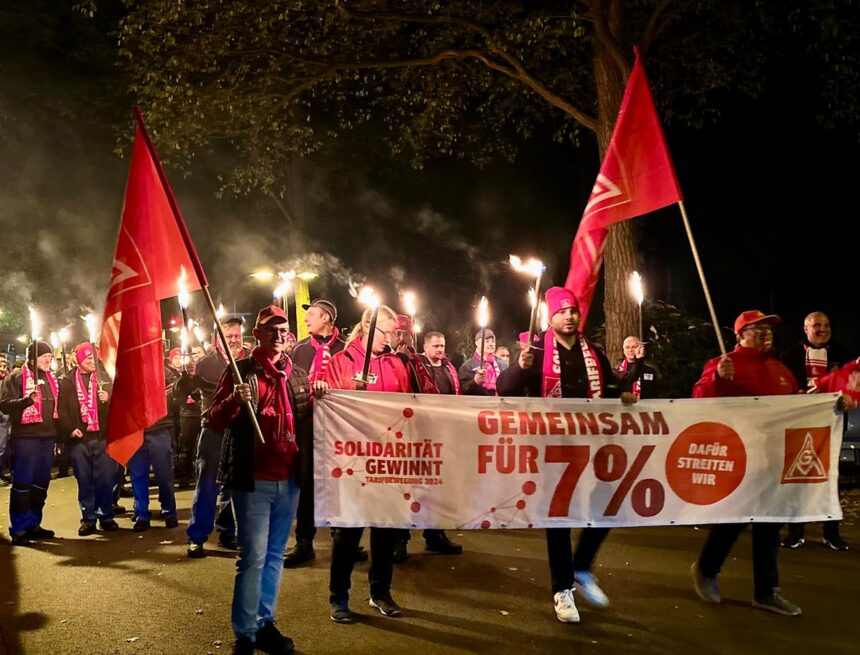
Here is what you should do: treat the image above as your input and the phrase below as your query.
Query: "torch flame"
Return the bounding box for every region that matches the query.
[358,286,379,308]
[216,303,225,320]
[539,301,549,331]
[477,296,489,328]
[50,331,60,349]
[83,313,98,343]
[193,324,206,343]
[629,271,644,306]
[510,254,545,278]
[528,288,537,309]
[402,291,418,317]
[58,327,70,344]
[28,306,41,341]
[177,267,190,309]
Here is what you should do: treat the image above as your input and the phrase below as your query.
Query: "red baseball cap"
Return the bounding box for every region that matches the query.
[545,286,579,318]
[255,305,289,328]
[733,310,781,334]
[168,347,181,360]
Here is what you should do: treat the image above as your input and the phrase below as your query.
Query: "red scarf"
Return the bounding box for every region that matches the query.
[21,364,59,424]
[406,346,440,394]
[472,351,500,392]
[541,331,604,399]
[617,359,641,398]
[74,369,100,432]
[308,327,340,383]
[445,359,461,395]
[252,348,296,451]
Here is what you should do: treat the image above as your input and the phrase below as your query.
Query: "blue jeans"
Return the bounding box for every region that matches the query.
[127,428,176,520]
[187,427,235,544]
[9,436,54,535]
[231,478,299,640]
[0,421,10,473]
[70,438,118,524]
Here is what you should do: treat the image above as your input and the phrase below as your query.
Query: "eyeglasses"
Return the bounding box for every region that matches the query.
[264,327,291,336]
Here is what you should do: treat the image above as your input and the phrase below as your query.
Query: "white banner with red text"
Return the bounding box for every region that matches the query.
[313,391,843,529]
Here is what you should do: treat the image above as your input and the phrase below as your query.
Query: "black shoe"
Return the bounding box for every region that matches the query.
[132,518,151,532]
[27,526,55,540]
[78,522,97,536]
[254,620,294,655]
[0,476,11,487]
[100,519,120,532]
[329,598,355,624]
[119,486,134,498]
[187,542,206,559]
[57,470,70,479]
[393,540,408,564]
[369,593,402,617]
[425,533,463,555]
[10,531,31,546]
[163,515,179,528]
[232,636,254,655]
[823,535,849,551]
[113,503,128,515]
[354,545,368,562]
[284,541,315,567]
[218,535,239,551]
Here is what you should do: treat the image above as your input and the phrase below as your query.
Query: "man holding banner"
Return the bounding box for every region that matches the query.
[691,310,802,616]
[497,286,642,624]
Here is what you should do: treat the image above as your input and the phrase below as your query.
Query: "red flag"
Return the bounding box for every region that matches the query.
[100,111,207,465]
[565,52,681,327]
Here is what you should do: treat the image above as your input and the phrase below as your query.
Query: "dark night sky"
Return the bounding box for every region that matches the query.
[1,2,859,360]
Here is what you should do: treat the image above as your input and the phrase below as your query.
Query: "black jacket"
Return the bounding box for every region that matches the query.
[290,333,346,375]
[145,366,182,434]
[174,348,251,427]
[57,370,112,442]
[216,357,312,492]
[497,334,640,399]
[0,368,59,438]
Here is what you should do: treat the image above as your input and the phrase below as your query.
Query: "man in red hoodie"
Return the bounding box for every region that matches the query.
[690,310,801,617]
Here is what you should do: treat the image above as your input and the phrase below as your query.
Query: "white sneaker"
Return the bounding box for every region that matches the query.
[553,589,580,623]
[574,570,610,608]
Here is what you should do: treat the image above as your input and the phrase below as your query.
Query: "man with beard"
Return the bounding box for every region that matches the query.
[0,341,60,545]
[208,305,312,655]
[497,287,642,624]
[179,315,250,556]
[57,343,116,535]
[459,328,507,396]
[781,311,853,551]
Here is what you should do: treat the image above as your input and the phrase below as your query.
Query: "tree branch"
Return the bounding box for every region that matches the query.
[592,0,629,76]
[641,0,677,56]
[334,0,597,131]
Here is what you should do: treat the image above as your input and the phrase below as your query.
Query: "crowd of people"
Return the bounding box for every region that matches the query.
[1,291,857,655]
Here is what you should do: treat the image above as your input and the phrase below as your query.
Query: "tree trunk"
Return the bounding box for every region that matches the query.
[592,0,638,363]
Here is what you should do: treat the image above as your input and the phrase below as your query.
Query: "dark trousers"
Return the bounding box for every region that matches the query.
[293,465,316,543]
[698,523,780,599]
[399,528,447,544]
[546,527,611,594]
[55,439,71,475]
[176,414,201,481]
[9,436,54,535]
[127,428,176,520]
[187,427,234,544]
[69,438,118,524]
[785,520,841,540]
[330,527,396,601]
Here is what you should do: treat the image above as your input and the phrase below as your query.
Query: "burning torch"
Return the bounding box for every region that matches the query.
[354,286,380,387]
[510,255,545,347]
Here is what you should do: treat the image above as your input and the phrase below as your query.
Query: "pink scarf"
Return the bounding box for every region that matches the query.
[473,351,500,392]
[74,369,100,432]
[308,327,340,383]
[445,360,461,395]
[252,348,296,450]
[21,364,59,424]
[541,331,604,399]
[617,359,641,397]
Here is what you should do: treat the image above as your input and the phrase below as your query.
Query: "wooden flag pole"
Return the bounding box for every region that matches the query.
[678,200,726,355]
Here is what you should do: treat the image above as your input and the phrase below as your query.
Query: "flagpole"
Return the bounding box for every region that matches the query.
[132,107,265,444]
[677,200,726,355]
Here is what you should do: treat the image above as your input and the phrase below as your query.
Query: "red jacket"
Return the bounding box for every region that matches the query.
[324,340,411,393]
[693,345,798,398]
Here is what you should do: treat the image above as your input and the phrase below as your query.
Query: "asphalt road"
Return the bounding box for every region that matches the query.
[1,480,858,655]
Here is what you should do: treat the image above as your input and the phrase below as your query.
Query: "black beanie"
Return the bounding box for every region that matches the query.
[26,341,53,362]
